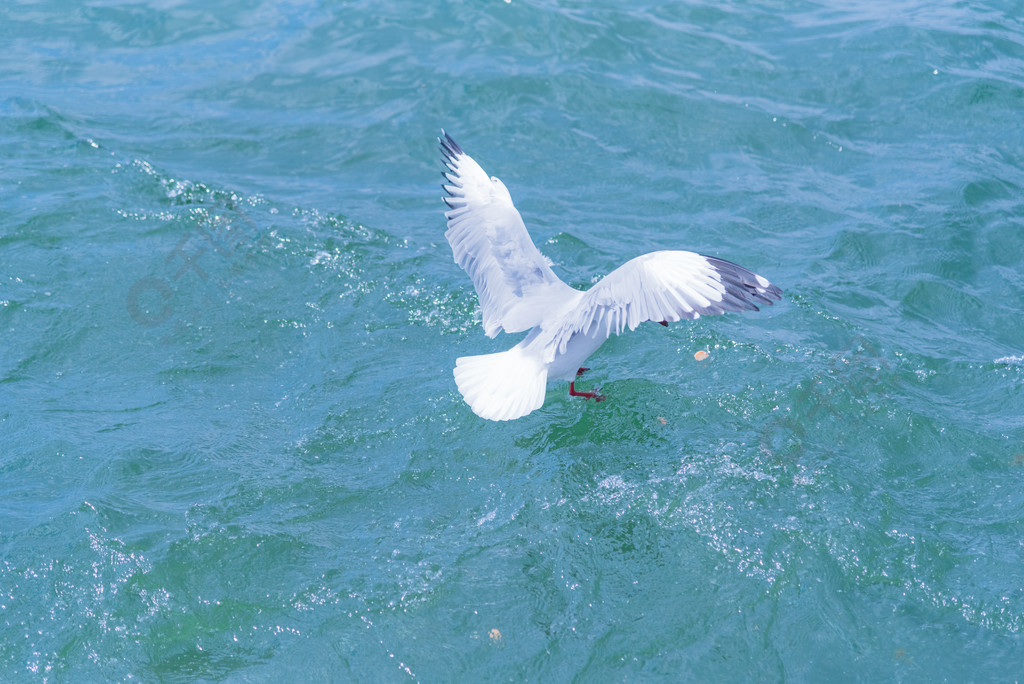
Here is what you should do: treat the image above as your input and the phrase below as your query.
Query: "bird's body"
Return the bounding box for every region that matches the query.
[440,131,782,421]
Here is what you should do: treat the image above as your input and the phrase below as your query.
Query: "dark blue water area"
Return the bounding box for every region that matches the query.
[2,0,1024,680]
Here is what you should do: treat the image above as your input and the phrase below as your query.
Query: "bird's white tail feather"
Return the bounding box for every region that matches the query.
[453,348,548,421]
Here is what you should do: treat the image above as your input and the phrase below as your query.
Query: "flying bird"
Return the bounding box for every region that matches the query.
[440,131,782,421]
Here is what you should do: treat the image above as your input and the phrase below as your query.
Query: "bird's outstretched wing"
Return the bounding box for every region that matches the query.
[440,131,576,338]
[551,250,782,355]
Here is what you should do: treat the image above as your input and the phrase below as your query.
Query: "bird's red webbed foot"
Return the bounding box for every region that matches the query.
[569,367,606,402]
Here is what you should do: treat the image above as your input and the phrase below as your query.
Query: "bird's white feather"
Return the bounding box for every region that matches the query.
[440,132,577,338]
[548,250,783,359]
[453,347,548,421]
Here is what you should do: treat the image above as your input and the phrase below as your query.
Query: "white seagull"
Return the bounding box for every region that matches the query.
[440,131,782,421]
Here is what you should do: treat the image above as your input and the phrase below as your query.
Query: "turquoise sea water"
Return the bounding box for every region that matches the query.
[3,0,1024,680]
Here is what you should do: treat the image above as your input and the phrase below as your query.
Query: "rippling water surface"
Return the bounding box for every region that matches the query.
[3,0,1024,680]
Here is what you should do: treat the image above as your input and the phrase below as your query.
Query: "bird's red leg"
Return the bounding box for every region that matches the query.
[659,320,668,326]
[569,367,606,402]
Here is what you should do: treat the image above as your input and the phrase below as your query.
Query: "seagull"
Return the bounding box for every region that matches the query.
[440,131,782,421]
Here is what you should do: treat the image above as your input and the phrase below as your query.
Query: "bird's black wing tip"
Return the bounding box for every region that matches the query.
[438,129,464,157]
[701,253,784,305]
